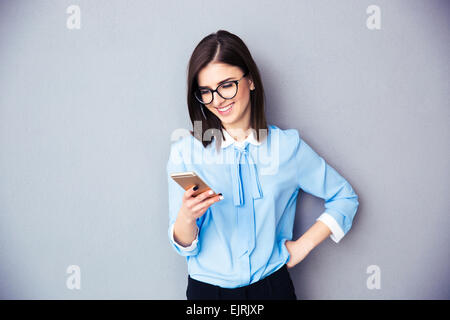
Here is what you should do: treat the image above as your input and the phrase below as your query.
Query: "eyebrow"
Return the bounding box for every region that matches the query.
[198,77,235,89]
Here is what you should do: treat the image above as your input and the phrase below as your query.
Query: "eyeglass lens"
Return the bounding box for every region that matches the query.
[196,82,237,104]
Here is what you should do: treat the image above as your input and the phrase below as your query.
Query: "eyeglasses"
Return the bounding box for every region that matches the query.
[194,72,248,105]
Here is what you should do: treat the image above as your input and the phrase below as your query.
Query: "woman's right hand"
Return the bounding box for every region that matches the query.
[179,185,223,223]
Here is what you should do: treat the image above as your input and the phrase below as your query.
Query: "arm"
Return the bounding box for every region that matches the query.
[167,142,201,256]
[172,185,222,247]
[173,207,199,247]
[285,130,359,268]
[285,220,331,269]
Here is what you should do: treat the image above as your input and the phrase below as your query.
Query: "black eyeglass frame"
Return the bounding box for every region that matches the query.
[194,72,249,105]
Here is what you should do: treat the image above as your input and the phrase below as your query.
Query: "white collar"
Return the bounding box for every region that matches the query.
[220,128,262,149]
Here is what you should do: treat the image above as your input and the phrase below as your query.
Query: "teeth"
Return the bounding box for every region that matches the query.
[218,103,233,112]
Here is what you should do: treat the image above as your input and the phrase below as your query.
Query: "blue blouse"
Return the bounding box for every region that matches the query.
[166,124,359,288]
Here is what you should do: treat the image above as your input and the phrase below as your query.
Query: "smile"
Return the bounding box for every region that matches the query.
[216,102,234,115]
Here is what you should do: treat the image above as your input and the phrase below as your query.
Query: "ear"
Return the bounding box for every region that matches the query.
[248,77,255,91]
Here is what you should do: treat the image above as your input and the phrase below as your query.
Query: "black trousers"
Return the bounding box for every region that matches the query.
[186,264,297,300]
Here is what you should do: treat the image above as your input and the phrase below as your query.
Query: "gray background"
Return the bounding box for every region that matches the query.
[0,0,448,299]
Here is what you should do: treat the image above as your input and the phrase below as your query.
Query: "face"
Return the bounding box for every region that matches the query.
[197,62,254,130]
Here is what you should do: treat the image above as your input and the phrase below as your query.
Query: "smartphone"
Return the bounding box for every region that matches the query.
[170,171,216,197]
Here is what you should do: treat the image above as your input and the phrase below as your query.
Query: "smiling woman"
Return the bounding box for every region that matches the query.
[186,30,268,149]
[167,29,359,301]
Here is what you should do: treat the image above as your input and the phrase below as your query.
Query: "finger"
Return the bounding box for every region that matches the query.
[192,207,208,219]
[189,188,216,205]
[192,194,222,213]
[183,184,199,200]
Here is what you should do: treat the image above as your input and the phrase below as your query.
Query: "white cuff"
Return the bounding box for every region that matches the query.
[169,222,199,251]
[316,212,345,243]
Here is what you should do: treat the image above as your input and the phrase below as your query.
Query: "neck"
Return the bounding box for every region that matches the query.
[224,125,251,142]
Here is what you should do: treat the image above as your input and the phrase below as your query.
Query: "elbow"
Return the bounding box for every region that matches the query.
[168,223,200,257]
[169,240,200,257]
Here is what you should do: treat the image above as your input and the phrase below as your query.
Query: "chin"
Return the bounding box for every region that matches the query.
[218,112,238,123]
[216,109,238,122]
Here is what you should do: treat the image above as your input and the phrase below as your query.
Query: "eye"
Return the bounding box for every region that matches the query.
[221,83,233,88]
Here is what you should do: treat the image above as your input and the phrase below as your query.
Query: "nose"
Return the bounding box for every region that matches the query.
[211,91,226,108]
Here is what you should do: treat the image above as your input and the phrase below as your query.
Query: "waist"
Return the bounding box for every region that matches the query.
[188,264,289,290]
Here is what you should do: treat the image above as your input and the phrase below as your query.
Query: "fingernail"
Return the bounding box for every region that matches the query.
[208,190,214,195]
[193,185,198,191]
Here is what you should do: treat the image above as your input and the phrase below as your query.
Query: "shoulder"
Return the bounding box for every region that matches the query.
[168,130,199,150]
[167,132,189,161]
[268,124,301,145]
[169,134,189,149]
[168,130,207,160]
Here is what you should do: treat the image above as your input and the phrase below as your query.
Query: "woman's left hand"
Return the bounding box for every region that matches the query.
[284,239,314,269]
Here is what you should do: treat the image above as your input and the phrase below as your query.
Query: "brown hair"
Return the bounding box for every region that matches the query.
[187,30,268,150]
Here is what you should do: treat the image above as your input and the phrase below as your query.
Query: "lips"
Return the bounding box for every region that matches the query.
[216,102,234,115]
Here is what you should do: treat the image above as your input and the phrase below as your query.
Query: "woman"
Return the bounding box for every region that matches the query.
[166,30,359,300]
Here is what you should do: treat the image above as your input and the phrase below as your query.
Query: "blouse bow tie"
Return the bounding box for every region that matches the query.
[230,142,263,257]
[231,142,264,206]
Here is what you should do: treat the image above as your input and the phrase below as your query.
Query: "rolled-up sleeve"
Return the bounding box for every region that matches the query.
[166,141,201,256]
[294,131,359,243]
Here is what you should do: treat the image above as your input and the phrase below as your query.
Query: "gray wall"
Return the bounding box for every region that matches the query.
[0,0,448,299]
